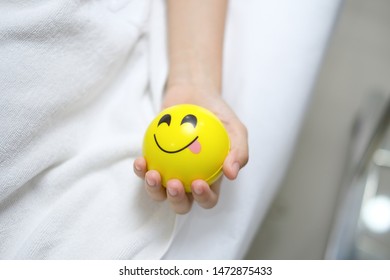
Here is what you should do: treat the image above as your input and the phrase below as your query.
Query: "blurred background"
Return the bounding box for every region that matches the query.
[245,0,390,259]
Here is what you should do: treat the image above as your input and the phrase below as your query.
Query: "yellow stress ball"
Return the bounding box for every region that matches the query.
[143,104,230,193]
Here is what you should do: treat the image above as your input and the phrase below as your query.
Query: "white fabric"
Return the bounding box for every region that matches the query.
[0,0,175,259]
[0,0,341,260]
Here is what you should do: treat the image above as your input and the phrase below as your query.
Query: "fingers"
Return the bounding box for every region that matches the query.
[191,179,220,209]
[133,157,147,179]
[166,179,220,213]
[134,157,221,213]
[134,157,166,201]
[134,158,193,213]
[166,179,193,214]
[144,170,167,201]
[223,120,249,180]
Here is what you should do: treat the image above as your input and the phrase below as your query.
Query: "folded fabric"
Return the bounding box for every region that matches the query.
[0,0,175,259]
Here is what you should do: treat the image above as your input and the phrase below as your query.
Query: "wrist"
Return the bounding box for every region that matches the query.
[167,49,222,94]
[162,83,222,111]
[165,83,220,100]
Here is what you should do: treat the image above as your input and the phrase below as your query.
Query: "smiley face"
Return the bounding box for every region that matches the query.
[143,104,230,192]
[154,113,200,154]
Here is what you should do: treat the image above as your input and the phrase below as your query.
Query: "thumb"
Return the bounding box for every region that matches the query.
[223,120,249,180]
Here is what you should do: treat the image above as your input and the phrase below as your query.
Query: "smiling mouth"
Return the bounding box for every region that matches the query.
[154,134,199,154]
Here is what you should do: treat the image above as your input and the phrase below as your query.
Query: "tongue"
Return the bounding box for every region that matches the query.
[188,139,201,154]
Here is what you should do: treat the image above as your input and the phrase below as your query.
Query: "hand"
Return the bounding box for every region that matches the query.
[133,85,249,214]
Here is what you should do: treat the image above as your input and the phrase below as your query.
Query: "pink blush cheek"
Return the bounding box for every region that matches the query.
[188,139,201,154]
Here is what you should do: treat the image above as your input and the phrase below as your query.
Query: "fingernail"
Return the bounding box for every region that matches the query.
[134,165,141,172]
[167,187,178,197]
[146,177,156,187]
[193,185,204,195]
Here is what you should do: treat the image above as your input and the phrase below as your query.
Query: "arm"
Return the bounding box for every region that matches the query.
[165,0,226,94]
[134,0,248,214]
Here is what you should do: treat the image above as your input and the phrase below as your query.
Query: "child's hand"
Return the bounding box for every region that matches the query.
[133,85,248,214]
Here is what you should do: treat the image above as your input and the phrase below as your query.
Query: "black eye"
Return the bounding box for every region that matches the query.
[158,114,171,126]
[181,114,197,128]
